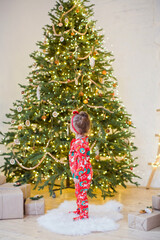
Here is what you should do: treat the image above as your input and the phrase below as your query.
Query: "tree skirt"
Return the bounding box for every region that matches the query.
[37,200,123,236]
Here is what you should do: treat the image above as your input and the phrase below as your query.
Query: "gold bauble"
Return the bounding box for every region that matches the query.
[83,99,88,104]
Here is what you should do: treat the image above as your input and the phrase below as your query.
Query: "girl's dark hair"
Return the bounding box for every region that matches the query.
[73,111,90,134]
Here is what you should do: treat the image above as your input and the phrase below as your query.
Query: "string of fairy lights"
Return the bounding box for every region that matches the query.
[1,0,138,190]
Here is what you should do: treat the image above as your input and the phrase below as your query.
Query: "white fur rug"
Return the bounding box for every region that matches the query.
[37,200,123,235]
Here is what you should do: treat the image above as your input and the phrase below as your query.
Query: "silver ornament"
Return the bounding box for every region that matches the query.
[10,159,15,165]
[25,120,30,127]
[89,57,95,68]
[60,37,64,42]
[17,106,22,112]
[36,86,41,100]
[52,111,58,117]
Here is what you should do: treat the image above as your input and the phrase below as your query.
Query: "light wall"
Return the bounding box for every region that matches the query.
[0,0,160,187]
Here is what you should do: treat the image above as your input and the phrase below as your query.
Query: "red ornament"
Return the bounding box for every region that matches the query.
[67,79,71,83]
[130,167,133,170]
[21,91,24,94]
[29,79,33,82]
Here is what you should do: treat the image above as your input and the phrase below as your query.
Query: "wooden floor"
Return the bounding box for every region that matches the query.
[0,185,160,240]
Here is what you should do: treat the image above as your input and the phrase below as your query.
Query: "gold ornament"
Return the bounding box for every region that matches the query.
[95,89,99,94]
[83,99,88,104]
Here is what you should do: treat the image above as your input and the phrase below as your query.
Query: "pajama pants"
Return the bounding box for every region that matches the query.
[75,173,92,218]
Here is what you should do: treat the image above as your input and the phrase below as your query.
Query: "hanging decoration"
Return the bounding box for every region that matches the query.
[11,119,15,124]
[58,5,64,11]
[36,86,41,100]
[52,111,58,118]
[95,145,99,155]
[10,159,15,165]
[14,139,20,145]
[25,120,30,127]
[17,106,23,112]
[60,36,64,42]
[89,56,95,68]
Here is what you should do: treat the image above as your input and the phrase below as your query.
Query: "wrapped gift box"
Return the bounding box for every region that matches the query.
[0,188,23,219]
[0,175,6,185]
[128,210,160,231]
[152,195,160,210]
[0,183,31,199]
[25,197,45,215]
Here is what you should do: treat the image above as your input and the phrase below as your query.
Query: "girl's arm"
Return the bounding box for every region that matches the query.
[74,144,88,180]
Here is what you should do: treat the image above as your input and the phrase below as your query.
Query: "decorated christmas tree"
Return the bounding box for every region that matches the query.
[0,0,140,198]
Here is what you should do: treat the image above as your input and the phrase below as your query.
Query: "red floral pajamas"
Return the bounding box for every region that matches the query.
[69,137,93,220]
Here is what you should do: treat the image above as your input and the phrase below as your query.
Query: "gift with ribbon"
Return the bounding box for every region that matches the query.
[0,182,31,199]
[128,210,160,231]
[25,196,45,215]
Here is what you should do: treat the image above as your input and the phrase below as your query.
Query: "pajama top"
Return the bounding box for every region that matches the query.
[69,136,92,181]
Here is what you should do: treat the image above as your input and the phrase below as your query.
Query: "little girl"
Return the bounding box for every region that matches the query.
[69,111,93,221]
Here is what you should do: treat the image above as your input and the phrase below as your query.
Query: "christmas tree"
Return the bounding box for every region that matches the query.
[0,0,140,198]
